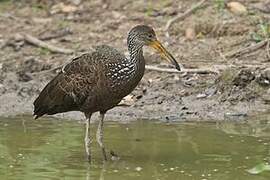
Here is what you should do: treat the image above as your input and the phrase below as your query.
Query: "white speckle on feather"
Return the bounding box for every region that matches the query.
[71,92,78,103]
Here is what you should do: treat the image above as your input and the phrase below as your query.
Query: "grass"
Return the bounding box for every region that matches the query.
[38,47,51,55]
[214,0,226,11]
[251,22,270,42]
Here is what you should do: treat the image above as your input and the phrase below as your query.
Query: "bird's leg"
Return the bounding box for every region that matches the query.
[96,112,107,161]
[84,113,92,163]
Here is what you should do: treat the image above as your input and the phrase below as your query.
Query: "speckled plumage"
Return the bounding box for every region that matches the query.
[33,25,180,162]
[33,26,148,118]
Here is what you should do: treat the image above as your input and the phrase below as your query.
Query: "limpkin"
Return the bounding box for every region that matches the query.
[33,25,180,162]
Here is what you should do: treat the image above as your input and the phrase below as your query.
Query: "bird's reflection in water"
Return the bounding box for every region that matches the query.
[85,163,106,180]
[98,164,105,180]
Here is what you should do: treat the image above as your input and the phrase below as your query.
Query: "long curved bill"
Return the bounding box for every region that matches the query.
[149,40,181,71]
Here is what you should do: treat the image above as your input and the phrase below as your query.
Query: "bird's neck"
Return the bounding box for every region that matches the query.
[106,45,145,97]
[128,44,145,68]
[127,47,145,88]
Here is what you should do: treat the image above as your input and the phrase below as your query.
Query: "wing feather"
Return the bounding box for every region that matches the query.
[33,53,98,119]
[33,45,126,119]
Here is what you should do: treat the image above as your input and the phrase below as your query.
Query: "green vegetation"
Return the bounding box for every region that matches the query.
[38,47,51,55]
[214,0,226,11]
[145,5,154,17]
[252,22,270,42]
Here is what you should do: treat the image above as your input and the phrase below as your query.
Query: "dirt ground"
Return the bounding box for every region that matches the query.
[0,0,269,121]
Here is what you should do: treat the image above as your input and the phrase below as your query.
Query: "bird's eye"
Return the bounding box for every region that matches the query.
[148,34,153,38]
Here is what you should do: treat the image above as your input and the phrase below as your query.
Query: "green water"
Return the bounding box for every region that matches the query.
[0,115,269,180]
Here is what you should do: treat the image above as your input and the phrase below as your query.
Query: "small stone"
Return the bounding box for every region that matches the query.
[135,167,142,171]
[263,69,270,80]
[196,93,207,99]
[227,2,247,15]
[185,26,196,40]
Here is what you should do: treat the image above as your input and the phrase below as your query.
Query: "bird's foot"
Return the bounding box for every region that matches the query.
[85,137,92,163]
[110,150,120,161]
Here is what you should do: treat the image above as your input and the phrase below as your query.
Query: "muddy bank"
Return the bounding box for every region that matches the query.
[0,60,269,121]
[0,0,269,121]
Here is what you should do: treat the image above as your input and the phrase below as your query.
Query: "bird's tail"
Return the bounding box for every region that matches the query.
[33,91,50,119]
[33,73,80,119]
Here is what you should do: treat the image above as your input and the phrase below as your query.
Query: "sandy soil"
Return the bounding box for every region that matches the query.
[0,0,269,121]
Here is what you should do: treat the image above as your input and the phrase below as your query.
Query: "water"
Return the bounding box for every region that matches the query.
[0,115,269,180]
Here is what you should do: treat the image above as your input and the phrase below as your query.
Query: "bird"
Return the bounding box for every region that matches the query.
[33,25,181,163]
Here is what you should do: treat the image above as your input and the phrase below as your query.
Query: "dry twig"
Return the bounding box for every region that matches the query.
[266,39,270,60]
[224,39,268,58]
[164,0,207,33]
[23,33,74,54]
[33,64,218,75]
[145,65,218,74]
[31,66,62,75]
[39,28,72,41]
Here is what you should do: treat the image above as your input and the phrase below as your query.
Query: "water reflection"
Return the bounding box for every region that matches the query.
[0,115,269,180]
[216,114,270,137]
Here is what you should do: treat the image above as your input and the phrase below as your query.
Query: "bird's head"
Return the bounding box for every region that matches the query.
[128,25,181,71]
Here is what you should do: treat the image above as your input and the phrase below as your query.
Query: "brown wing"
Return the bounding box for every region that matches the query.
[33,53,98,119]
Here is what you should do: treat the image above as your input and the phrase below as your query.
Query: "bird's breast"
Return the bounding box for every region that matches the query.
[103,62,144,99]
